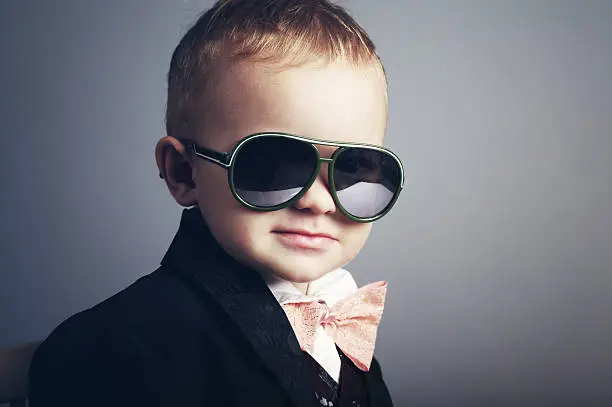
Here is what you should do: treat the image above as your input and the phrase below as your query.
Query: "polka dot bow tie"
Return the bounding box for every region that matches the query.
[281,281,387,371]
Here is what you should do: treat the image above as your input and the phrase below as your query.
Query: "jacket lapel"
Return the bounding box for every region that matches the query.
[160,207,318,407]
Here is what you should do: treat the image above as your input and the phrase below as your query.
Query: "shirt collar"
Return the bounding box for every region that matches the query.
[262,268,359,307]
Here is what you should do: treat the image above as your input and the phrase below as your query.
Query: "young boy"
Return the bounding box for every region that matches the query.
[28,1,404,406]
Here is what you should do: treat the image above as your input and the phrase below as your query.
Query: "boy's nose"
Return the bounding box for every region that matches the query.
[292,176,336,215]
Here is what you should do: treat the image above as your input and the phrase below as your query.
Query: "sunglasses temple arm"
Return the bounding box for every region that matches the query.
[191,147,231,168]
[159,139,232,179]
[180,140,231,167]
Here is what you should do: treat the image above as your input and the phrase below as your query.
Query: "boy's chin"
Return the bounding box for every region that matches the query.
[265,258,339,284]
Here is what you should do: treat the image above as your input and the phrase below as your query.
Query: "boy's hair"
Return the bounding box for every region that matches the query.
[165,0,385,141]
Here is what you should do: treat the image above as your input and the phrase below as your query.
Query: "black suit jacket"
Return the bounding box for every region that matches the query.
[29,207,393,407]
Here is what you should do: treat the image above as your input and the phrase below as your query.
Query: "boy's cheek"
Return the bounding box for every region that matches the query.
[203,208,275,252]
[340,223,373,263]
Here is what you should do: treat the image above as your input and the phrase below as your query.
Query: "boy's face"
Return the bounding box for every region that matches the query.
[172,59,388,287]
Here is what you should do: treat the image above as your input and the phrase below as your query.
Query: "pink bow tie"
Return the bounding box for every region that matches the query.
[281,281,387,372]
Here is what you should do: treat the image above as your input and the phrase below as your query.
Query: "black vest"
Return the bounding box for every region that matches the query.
[304,348,369,407]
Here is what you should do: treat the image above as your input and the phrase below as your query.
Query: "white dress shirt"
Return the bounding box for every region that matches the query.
[262,268,359,383]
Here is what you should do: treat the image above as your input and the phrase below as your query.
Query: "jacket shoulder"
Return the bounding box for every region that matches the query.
[28,266,222,406]
[80,266,213,337]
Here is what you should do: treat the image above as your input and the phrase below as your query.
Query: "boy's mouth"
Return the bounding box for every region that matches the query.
[272,229,337,250]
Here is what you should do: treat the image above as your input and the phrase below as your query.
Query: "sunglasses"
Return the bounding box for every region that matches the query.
[177,132,405,223]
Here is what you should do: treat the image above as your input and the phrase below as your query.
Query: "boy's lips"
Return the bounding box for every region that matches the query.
[273,228,337,239]
[272,229,338,250]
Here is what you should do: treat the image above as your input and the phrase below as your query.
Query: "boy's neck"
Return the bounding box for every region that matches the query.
[292,282,310,295]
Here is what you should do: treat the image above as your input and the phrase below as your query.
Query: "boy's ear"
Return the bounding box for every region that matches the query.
[155,136,198,207]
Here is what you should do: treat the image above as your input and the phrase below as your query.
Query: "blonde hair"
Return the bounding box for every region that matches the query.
[165,0,385,141]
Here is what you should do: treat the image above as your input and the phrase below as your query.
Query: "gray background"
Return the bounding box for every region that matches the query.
[1,1,611,406]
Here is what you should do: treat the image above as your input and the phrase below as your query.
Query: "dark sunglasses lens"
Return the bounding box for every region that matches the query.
[333,148,401,219]
[232,137,317,207]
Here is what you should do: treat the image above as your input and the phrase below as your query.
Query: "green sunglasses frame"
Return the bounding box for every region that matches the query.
[177,132,405,223]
